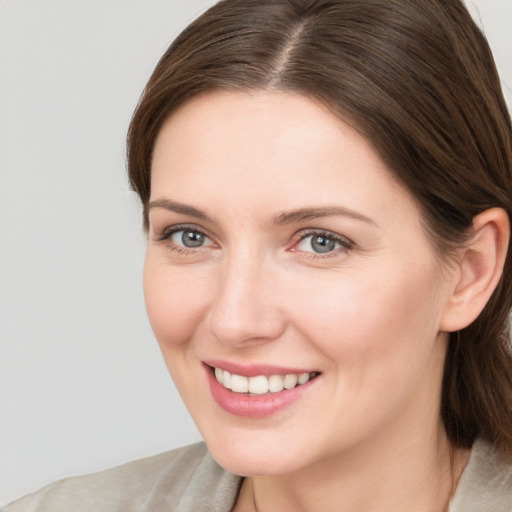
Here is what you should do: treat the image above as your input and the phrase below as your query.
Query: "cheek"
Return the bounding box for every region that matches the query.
[143,257,211,348]
[289,265,443,367]
[289,268,446,434]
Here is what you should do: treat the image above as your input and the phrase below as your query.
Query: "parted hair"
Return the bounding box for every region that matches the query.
[127,0,512,456]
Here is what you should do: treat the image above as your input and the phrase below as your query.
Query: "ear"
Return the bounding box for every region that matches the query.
[440,207,510,332]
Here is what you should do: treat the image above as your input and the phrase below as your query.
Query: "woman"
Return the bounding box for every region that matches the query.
[4,0,512,510]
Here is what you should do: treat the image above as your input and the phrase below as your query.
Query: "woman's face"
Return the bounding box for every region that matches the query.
[145,90,456,476]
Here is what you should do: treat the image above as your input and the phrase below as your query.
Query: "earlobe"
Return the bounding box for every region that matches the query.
[440,207,510,333]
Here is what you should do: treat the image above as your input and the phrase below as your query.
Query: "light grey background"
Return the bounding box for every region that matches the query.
[0,0,510,506]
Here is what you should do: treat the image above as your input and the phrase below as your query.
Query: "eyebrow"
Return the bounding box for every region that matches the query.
[273,206,377,226]
[148,198,214,222]
[148,199,377,227]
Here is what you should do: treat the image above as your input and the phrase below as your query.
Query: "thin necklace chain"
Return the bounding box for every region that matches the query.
[251,478,259,512]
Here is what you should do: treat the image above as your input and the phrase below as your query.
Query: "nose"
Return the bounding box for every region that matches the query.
[207,250,287,347]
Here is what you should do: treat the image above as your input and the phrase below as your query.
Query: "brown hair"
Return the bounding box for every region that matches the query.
[127,0,512,455]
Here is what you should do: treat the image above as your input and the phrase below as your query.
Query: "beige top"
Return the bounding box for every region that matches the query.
[3,439,512,512]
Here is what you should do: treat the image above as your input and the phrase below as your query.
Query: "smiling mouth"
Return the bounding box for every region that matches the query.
[212,366,320,396]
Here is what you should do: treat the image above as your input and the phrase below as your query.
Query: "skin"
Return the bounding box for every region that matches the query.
[144,90,471,511]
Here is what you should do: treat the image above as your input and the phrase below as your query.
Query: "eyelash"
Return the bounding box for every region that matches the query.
[153,225,353,258]
[153,224,214,255]
[291,229,353,258]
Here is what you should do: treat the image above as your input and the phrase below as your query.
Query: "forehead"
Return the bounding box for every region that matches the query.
[150,90,418,227]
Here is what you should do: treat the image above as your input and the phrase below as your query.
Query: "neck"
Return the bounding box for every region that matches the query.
[238,424,469,512]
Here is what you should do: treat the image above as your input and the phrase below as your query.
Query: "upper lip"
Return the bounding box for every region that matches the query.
[203,359,319,377]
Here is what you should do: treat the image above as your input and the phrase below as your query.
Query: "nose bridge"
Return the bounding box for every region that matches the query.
[208,244,285,345]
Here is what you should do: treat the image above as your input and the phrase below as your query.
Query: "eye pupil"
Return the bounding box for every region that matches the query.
[182,230,204,248]
[311,235,336,253]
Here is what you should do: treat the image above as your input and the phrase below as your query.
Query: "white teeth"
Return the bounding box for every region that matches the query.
[230,374,249,393]
[214,368,317,395]
[298,372,310,385]
[249,375,269,395]
[268,375,284,392]
[283,374,298,389]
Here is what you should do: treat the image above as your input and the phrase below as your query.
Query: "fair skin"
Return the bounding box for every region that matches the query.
[144,90,508,511]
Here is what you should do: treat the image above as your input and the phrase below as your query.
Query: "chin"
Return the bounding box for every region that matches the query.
[206,440,304,477]
[197,420,320,477]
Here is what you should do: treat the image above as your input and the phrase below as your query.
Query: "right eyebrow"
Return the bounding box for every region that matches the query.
[147,198,213,222]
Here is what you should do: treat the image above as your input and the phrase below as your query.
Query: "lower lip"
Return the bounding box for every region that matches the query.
[205,365,318,418]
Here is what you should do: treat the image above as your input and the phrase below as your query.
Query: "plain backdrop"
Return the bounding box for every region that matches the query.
[0,0,510,506]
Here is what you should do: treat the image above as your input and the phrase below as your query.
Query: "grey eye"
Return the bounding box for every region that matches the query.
[171,229,208,248]
[310,235,337,253]
[295,232,350,254]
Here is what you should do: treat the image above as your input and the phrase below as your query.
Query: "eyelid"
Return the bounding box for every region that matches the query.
[152,224,352,257]
[290,228,354,254]
[152,223,215,245]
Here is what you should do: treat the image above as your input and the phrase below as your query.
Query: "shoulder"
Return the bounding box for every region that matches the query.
[2,442,241,512]
[450,438,512,512]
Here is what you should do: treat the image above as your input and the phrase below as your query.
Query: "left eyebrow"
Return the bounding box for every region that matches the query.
[272,206,378,227]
